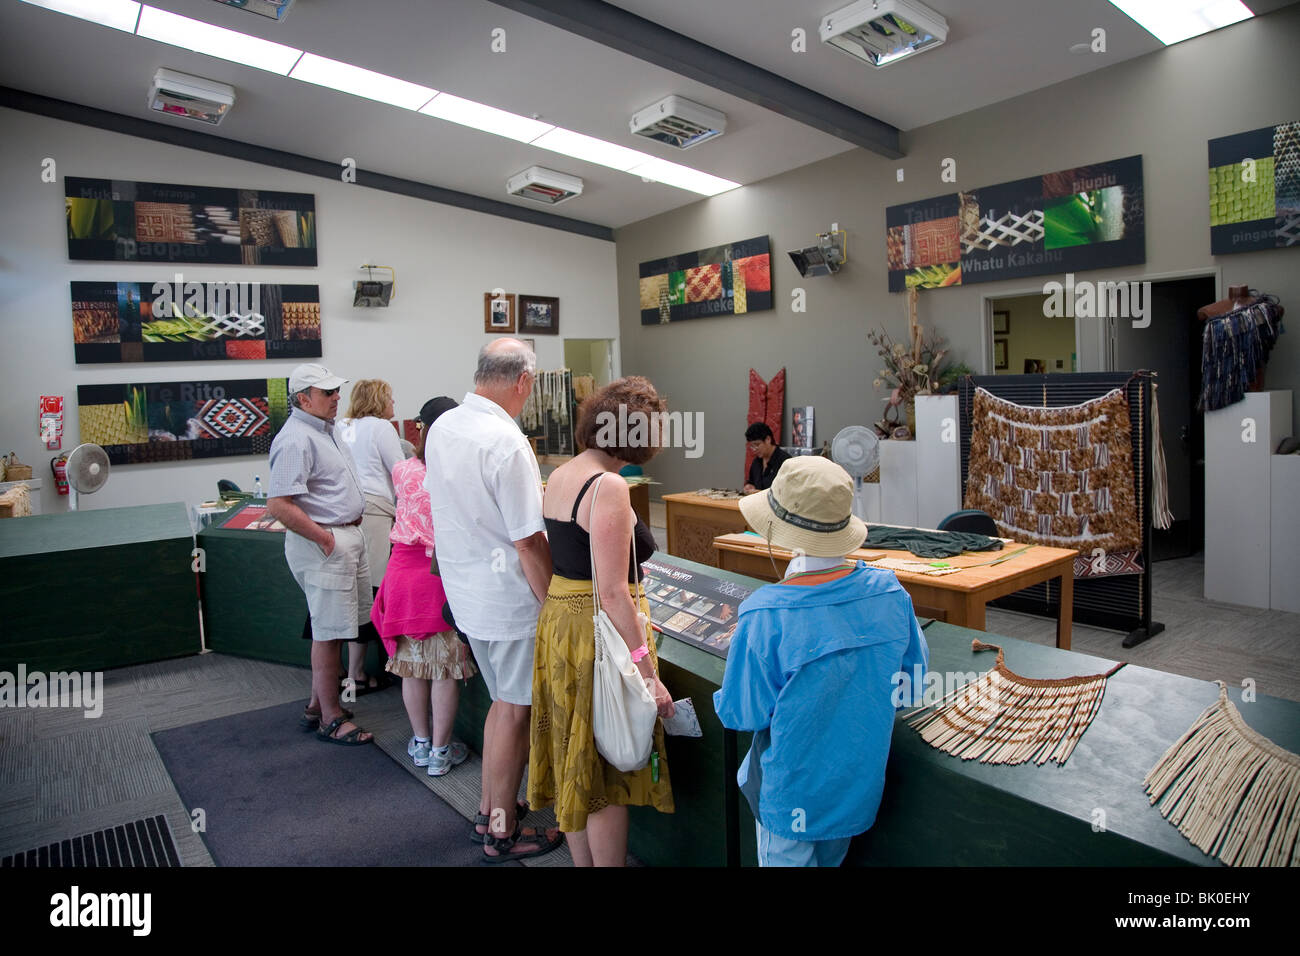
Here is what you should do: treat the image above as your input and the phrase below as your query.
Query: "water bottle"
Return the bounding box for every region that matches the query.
[254,474,264,498]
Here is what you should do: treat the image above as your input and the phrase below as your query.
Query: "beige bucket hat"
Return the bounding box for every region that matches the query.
[738,456,867,558]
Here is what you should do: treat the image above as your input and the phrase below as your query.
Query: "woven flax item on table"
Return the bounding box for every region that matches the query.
[907,639,1125,766]
[964,386,1141,553]
[1145,682,1300,867]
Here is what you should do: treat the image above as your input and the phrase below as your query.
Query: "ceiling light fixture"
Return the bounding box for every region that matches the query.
[289,53,437,109]
[420,93,554,142]
[136,5,302,74]
[820,0,948,68]
[507,166,584,205]
[627,157,740,196]
[149,68,235,125]
[630,95,726,150]
[22,1,744,197]
[1105,0,1252,45]
[19,0,141,33]
[529,128,653,172]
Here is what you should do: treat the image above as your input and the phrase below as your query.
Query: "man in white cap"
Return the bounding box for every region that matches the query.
[714,456,929,866]
[267,363,373,745]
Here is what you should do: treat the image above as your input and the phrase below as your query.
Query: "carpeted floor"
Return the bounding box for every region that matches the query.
[151,700,509,867]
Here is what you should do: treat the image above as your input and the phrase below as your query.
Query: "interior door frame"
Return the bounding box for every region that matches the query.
[979,266,1223,373]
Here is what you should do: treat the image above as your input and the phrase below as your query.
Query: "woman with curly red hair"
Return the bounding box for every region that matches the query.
[529,376,675,866]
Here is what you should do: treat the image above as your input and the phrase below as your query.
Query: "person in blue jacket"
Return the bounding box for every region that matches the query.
[714,456,929,867]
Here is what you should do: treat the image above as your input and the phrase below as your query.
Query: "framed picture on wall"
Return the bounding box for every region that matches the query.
[484,292,516,333]
[993,310,1010,335]
[994,339,1008,370]
[519,294,560,335]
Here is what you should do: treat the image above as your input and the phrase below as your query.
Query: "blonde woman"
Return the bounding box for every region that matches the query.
[338,378,404,694]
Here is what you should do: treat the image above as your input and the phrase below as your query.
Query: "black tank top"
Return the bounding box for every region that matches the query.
[545,473,657,583]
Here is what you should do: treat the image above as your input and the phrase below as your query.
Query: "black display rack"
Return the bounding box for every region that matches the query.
[958,371,1165,648]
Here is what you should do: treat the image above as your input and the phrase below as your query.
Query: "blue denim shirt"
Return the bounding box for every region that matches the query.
[714,563,929,841]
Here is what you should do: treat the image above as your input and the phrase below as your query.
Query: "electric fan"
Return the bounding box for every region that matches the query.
[831,425,880,521]
[65,443,110,511]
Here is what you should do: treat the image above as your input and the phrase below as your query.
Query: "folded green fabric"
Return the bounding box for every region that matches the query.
[864,525,1004,559]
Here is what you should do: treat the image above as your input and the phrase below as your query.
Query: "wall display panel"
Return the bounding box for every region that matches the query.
[639,236,771,324]
[1208,122,1300,254]
[71,280,321,363]
[65,177,317,265]
[77,377,288,464]
[886,156,1145,291]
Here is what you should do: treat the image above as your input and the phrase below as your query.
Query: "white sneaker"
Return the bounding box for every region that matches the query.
[428,741,469,777]
[407,737,432,767]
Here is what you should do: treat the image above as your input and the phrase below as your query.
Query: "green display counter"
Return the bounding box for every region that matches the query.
[197,500,307,666]
[855,621,1300,867]
[0,502,200,672]
[454,554,760,868]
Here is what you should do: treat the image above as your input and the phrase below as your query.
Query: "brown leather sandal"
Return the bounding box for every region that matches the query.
[482,824,562,864]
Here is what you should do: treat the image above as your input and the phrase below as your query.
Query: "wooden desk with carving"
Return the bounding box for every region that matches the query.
[712,531,1077,649]
[663,492,750,567]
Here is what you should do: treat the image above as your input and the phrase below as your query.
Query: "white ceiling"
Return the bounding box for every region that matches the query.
[0,0,1292,230]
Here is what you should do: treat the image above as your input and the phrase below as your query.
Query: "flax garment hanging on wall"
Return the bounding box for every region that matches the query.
[965,386,1142,554]
[1144,682,1300,867]
[907,640,1126,766]
[744,368,785,479]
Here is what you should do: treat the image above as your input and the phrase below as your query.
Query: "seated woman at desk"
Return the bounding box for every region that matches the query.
[743,422,791,494]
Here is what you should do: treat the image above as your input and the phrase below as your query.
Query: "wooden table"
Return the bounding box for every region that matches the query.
[713,531,1078,649]
[663,491,749,567]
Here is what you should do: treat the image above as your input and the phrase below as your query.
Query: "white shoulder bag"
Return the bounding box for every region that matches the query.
[588,474,658,772]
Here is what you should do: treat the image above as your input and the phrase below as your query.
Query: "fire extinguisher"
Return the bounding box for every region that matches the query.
[51,454,69,496]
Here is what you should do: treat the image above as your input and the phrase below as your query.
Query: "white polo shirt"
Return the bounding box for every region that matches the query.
[424,392,546,642]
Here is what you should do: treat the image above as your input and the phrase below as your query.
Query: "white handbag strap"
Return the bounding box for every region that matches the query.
[586,472,640,621]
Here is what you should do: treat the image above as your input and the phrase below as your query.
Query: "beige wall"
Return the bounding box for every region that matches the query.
[614,7,1300,494]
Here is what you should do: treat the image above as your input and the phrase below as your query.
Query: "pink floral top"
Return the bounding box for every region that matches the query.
[390,458,435,554]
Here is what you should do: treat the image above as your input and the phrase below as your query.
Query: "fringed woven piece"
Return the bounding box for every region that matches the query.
[907,639,1126,766]
[1143,682,1300,867]
[1198,295,1284,412]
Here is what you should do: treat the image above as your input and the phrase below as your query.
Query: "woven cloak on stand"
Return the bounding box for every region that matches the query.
[1198,295,1284,412]
[1144,682,1300,867]
[907,640,1126,766]
[965,386,1141,554]
[744,368,785,478]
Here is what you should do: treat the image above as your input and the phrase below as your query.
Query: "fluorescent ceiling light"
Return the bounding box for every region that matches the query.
[531,128,653,172]
[289,53,437,109]
[420,93,554,142]
[1107,0,1252,45]
[20,0,141,33]
[629,157,740,197]
[137,5,302,74]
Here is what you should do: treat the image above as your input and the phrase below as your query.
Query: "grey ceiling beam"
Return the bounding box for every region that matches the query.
[483,0,903,158]
[0,86,614,241]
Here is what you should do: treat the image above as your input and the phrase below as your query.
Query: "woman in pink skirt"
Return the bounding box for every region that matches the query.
[370,397,476,777]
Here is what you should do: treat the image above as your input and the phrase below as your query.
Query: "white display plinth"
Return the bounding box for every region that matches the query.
[1204,390,1292,609]
[880,439,918,526]
[1270,454,1300,614]
[915,395,961,528]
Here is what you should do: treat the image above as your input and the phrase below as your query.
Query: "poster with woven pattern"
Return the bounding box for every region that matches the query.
[1208,122,1300,253]
[639,236,771,324]
[70,281,321,364]
[886,156,1145,292]
[66,177,316,266]
[964,387,1140,553]
[77,378,288,465]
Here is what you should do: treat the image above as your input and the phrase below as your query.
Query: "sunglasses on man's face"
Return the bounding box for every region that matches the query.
[315,387,340,396]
